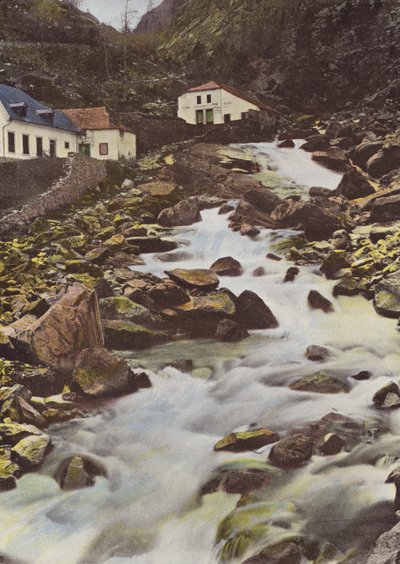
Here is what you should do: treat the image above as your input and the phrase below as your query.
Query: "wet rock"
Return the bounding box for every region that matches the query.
[336,167,375,200]
[127,370,152,392]
[266,253,282,261]
[269,434,314,468]
[243,541,302,564]
[373,381,400,408]
[301,135,330,152]
[0,452,19,491]
[158,197,201,227]
[164,359,194,372]
[278,139,295,148]
[103,320,168,350]
[312,148,348,172]
[284,267,299,282]
[333,278,363,297]
[215,319,249,342]
[353,140,384,169]
[175,293,236,337]
[244,188,282,214]
[1,396,47,428]
[11,434,51,470]
[369,193,400,222]
[1,284,104,374]
[290,372,349,394]
[202,467,273,497]
[0,423,43,446]
[148,280,190,309]
[308,290,334,312]
[229,199,278,230]
[305,345,330,361]
[57,455,106,491]
[236,290,278,330]
[125,237,178,254]
[84,247,110,265]
[165,268,219,291]
[365,521,400,563]
[219,203,235,215]
[386,467,400,509]
[272,199,343,240]
[309,186,332,198]
[352,370,372,381]
[71,348,138,398]
[374,275,400,318]
[11,366,63,397]
[214,429,280,452]
[252,267,266,277]
[319,433,345,455]
[367,145,400,178]
[210,256,243,277]
[240,224,260,237]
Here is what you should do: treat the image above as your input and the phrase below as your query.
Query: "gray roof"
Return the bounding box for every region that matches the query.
[0,84,79,133]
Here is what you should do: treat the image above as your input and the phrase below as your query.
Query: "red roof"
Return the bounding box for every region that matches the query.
[61,106,133,132]
[188,81,279,113]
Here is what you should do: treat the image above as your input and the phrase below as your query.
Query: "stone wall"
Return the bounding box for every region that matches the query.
[0,155,107,237]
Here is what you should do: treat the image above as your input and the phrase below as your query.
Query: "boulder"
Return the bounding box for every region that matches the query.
[269,434,314,468]
[158,198,201,227]
[139,181,177,197]
[103,320,168,350]
[148,280,190,309]
[215,319,249,342]
[125,237,178,254]
[11,434,51,470]
[0,454,19,491]
[301,136,330,152]
[369,194,400,223]
[219,203,235,215]
[1,284,103,375]
[272,199,343,240]
[290,373,349,394]
[373,381,400,408]
[252,267,266,277]
[352,370,371,381]
[165,268,219,291]
[100,297,156,326]
[312,148,348,171]
[71,348,141,398]
[201,462,274,497]
[336,167,375,200]
[240,224,260,237]
[0,422,43,445]
[210,257,243,277]
[319,433,345,456]
[10,366,63,397]
[308,290,334,312]
[214,429,280,452]
[57,455,106,491]
[374,274,400,318]
[353,140,384,169]
[278,139,295,148]
[333,278,363,297]
[367,145,400,178]
[244,188,282,214]
[243,542,302,564]
[175,293,236,337]
[235,290,278,330]
[305,345,330,361]
[365,522,400,563]
[1,396,47,428]
[320,251,351,279]
[284,267,299,283]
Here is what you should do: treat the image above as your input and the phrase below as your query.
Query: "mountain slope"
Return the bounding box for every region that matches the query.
[135,0,187,35]
[157,0,400,111]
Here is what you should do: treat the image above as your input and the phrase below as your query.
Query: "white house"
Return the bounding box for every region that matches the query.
[61,107,136,161]
[177,81,279,125]
[0,84,79,160]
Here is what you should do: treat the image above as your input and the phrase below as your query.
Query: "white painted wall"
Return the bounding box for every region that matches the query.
[0,103,78,160]
[178,88,261,125]
[79,129,136,160]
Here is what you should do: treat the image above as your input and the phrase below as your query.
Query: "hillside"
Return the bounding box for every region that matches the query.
[0,0,184,114]
[156,0,400,112]
[135,0,187,35]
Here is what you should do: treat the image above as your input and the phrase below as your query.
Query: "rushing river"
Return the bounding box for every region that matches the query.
[1,142,400,564]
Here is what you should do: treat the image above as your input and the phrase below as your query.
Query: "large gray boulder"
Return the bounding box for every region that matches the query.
[158,197,201,227]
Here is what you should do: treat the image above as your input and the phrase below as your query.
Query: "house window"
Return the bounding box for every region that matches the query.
[197,95,202,104]
[36,137,43,157]
[207,94,212,103]
[49,139,57,158]
[22,134,29,155]
[8,132,15,153]
[99,143,108,156]
[65,141,70,149]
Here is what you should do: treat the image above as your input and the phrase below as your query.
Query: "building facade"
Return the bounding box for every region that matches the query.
[0,85,79,160]
[178,81,279,125]
[61,107,136,161]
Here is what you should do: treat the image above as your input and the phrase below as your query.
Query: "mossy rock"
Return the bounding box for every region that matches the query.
[103,320,169,350]
[176,293,235,317]
[290,373,349,394]
[214,429,280,452]
[166,268,219,290]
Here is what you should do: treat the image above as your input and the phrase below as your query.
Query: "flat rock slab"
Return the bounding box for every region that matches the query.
[214,429,280,452]
[166,268,219,290]
[290,372,350,394]
[139,181,177,197]
[176,293,236,317]
[103,320,168,350]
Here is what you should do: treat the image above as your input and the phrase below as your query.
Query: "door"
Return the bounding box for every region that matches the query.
[206,108,214,124]
[196,110,204,125]
[49,139,57,158]
[36,137,43,157]
[79,143,91,157]
[224,114,231,124]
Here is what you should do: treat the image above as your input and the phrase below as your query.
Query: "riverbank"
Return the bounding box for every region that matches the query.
[0,123,400,561]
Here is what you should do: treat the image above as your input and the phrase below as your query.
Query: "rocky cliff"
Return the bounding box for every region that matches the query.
[135,0,188,35]
[155,0,400,112]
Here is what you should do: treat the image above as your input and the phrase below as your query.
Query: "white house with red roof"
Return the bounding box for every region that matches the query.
[177,81,278,125]
[61,106,136,161]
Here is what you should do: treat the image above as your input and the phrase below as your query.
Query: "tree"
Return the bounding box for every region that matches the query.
[120,0,138,101]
